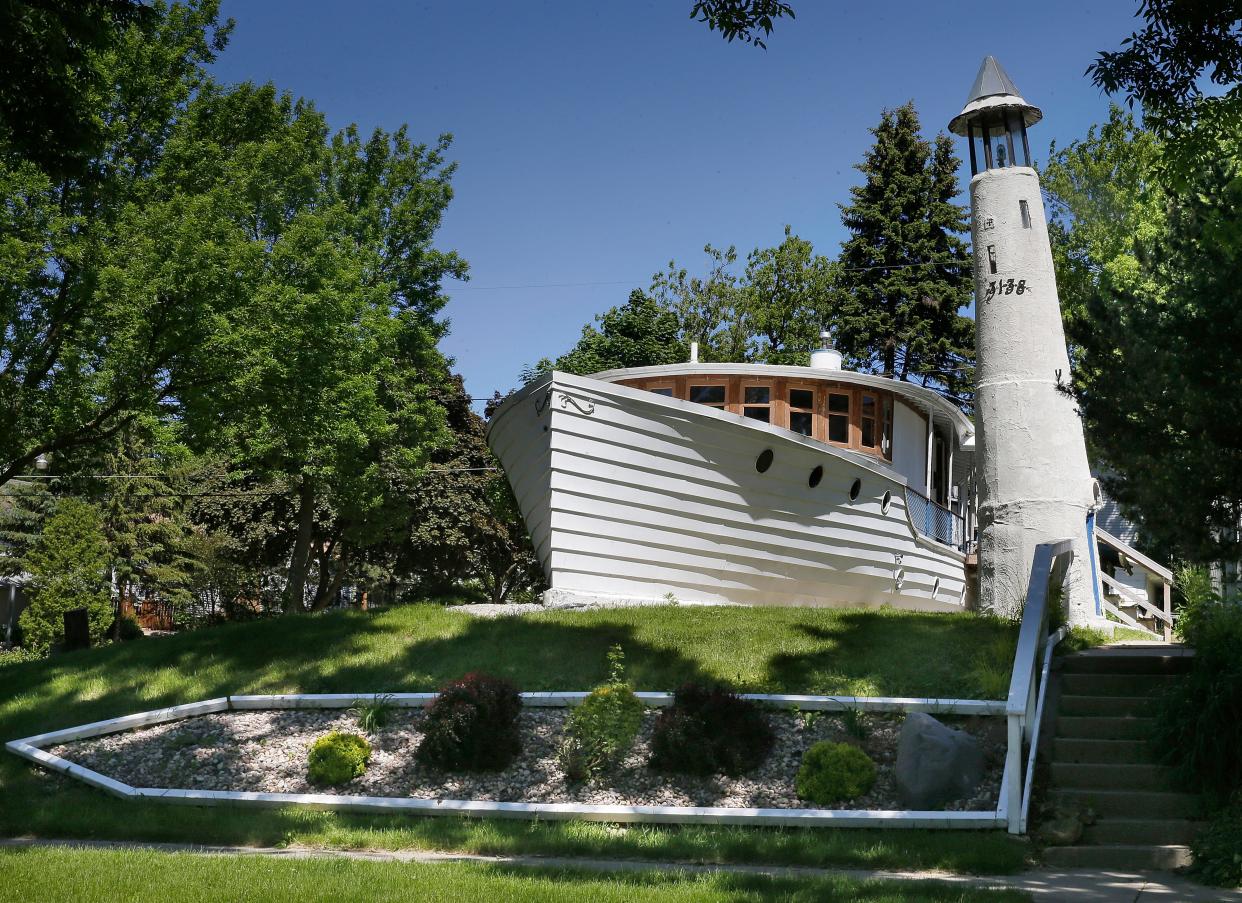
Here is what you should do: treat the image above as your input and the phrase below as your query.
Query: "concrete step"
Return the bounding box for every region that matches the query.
[1055,715,1155,741]
[1051,737,1154,764]
[1060,647,1192,676]
[1043,844,1193,871]
[1050,788,1201,819]
[1059,672,1179,697]
[1083,818,1201,846]
[1057,694,1152,717]
[1050,762,1174,791]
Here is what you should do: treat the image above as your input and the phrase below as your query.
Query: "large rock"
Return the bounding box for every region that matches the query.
[895,713,985,809]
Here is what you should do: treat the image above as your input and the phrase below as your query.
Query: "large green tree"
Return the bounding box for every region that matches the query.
[649,245,748,363]
[129,83,466,613]
[831,102,974,400]
[1044,111,1242,563]
[551,290,687,376]
[0,0,232,487]
[1090,0,1242,181]
[406,377,542,604]
[738,226,833,364]
[0,0,159,177]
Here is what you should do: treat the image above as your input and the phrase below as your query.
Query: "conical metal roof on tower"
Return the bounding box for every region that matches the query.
[948,56,1042,136]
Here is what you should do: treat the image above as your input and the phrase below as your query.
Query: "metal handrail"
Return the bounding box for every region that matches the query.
[1004,537,1075,834]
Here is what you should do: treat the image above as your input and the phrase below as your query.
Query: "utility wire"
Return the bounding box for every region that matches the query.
[449,259,970,292]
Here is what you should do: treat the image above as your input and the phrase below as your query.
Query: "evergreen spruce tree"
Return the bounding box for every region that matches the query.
[832,102,973,400]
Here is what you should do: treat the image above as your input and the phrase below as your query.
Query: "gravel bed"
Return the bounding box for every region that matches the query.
[51,707,1005,811]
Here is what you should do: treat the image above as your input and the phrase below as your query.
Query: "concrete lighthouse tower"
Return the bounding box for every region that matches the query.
[948,57,1100,624]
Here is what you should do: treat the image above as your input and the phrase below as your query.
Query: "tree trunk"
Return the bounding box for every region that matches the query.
[283,476,315,614]
[310,543,348,612]
[309,538,335,609]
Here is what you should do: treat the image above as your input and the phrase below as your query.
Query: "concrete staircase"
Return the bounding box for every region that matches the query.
[1042,644,1201,871]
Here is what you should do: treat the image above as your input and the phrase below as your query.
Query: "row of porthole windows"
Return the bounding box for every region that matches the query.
[755,449,892,514]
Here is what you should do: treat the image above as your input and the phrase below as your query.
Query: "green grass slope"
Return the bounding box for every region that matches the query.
[0,604,1025,874]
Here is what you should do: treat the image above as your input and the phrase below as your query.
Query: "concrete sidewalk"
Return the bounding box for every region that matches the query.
[2,836,1238,901]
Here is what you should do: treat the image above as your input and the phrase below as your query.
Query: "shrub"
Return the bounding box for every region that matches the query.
[351,694,396,733]
[18,499,112,653]
[1189,797,1242,889]
[111,613,144,642]
[417,671,522,771]
[796,741,877,804]
[1153,601,1242,801]
[649,682,774,776]
[561,645,644,780]
[1173,563,1222,644]
[307,731,370,786]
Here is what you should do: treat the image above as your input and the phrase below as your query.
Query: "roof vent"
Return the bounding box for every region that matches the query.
[810,329,842,370]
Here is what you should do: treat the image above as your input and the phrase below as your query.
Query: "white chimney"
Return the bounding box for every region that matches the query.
[689,341,699,364]
[809,330,842,370]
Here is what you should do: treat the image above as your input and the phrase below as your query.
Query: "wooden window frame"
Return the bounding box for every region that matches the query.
[740,380,774,425]
[785,380,821,441]
[621,375,897,463]
[684,376,732,411]
[825,387,852,448]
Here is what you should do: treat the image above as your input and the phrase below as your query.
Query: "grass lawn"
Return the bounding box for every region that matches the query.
[0,847,1033,902]
[0,603,1027,875]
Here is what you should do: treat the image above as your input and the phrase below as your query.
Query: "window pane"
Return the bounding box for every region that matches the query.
[743,385,770,404]
[690,385,725,405]
[861,418,875,448]
[790,411,813,436]
[829,415,849,443]
[651,387,673,397]
[744,407,770,423]
[789,389,813,410]
[861,394,876,417]
[829,392,850,414]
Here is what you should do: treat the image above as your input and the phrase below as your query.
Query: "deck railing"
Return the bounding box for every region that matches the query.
[1002,538,1075,834]
[904,486,967,552]
[1093,524,1175,641]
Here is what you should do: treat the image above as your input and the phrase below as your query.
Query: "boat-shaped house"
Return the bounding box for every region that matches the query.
[487,337,978,612]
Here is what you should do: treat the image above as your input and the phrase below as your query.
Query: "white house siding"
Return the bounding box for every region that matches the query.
[488,373,968,612]
[891,400,929,496]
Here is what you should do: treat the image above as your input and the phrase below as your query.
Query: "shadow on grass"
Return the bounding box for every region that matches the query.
[764,610,1017,699]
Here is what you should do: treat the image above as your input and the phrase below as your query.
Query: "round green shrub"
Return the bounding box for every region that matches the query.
[796,741,876,804]
[307,731,371,786]
[112,613,144,642]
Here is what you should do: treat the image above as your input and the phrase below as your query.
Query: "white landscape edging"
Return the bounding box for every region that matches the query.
[6,692,1007,830]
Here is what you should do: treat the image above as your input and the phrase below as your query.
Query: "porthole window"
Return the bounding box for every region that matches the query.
[848,478,861,501]
[756,449,774,473]
[808,465,823,488]
[881,490,892,514]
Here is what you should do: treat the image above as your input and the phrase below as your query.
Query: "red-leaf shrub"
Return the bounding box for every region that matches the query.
[416,671,522,771]
[649,682,774,776]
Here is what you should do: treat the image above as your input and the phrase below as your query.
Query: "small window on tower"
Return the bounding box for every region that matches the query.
[987,245,998,274]
[1019,199,1031,229]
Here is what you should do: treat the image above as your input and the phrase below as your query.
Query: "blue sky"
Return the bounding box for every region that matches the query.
[211,0,1142,403]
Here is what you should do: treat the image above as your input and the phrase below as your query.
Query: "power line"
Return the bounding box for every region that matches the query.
[448,260,970,293]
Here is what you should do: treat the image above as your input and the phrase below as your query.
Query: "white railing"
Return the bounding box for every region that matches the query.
[1003,538,1075,834]
[1093,525,1174,641]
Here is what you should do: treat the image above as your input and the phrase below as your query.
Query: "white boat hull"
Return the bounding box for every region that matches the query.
[487,373,968,611]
